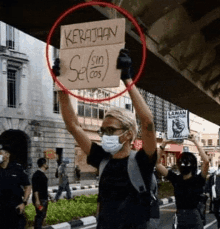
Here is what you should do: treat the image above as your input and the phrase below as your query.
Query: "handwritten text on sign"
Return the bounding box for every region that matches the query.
[56,19,125,90]
[60,18,125,49]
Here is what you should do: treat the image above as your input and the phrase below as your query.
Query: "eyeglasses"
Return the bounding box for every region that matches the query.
[97,127,126,137]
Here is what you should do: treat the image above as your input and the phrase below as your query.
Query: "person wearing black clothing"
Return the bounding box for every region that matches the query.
[75,165,81,183]
[0,143,31,229]
[156,134,209,229]
[207,166,220,229]
[32,158,52,229]
[57,49,157,228]
[206,169,216,213]
[87,142,157,228]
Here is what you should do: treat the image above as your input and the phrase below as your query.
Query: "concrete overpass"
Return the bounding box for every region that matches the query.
[1,0,220,125]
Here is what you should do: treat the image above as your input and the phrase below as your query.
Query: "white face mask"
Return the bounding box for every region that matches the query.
[101,131,127,155]
[0,155,3,163]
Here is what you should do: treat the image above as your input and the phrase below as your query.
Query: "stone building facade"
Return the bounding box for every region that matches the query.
[201,132,220,169]
[0,21,76,186]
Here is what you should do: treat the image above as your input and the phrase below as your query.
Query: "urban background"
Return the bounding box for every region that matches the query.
[0,22,219,186]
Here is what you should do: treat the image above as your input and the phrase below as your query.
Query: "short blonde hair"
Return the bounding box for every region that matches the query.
[104,107,138,143]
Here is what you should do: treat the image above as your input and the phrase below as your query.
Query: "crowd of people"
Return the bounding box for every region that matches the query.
[0,144,82,229]
[0,49,219,229]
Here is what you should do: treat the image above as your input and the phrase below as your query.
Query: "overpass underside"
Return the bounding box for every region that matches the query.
[1,0,220,125]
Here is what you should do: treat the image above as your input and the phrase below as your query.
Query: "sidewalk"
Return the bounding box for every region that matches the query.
[39,195,176,229]
[27,180,176,229]
[27,180,99,205]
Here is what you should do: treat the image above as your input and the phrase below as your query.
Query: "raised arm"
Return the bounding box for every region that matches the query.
[58,91,92,155]
[124,79,156,157]
[155,139,173,177]
[188,134,209,178]
[117,49,156,157]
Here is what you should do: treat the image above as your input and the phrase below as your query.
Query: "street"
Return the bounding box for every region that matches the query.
[75,201,218,229]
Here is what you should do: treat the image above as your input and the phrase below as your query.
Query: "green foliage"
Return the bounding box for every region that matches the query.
[158,181,174,199]
[25,194,98,227]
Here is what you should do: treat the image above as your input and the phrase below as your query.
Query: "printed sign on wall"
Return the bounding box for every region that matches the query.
[44,149,57,160]
[56,18,125,90]
[167,110,190,140]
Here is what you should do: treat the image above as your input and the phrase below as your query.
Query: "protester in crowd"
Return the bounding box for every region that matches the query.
[75,165,81,183]
[32,158,53,229]
[55,158,71,201]
[156,134,209,229]
[207,165,220,229]
[206,166,216,213]
[55,49,157,228]
[0,143,31,229]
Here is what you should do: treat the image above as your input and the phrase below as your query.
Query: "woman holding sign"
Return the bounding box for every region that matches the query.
[54,49,157,229]
[156,134,209,229]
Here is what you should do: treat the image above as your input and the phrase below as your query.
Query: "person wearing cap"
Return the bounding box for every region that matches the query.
[0,143,32,229]
[156,134,209,228]
[32,158,53,229]
[55,158,71,201]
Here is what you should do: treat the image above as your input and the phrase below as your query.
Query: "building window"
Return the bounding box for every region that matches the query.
[78,101,84,116]
[92,104,98,118]
[53,83,60,114]
[85,103,92,117]
[125,98,132,110]
[99,107,105,119]
[7,69,17,108]
[77,101,107,120]
[201,139,206,146]
[6,25,15,50]
[208,139,212,146]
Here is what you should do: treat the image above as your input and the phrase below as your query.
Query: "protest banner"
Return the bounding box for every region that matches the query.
[56,18,125,90]
[167,110,190,140]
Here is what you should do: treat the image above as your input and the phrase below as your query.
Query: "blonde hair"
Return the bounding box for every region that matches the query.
[104,107,138,143]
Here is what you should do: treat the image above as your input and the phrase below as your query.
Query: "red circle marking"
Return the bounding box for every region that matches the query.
[46,1,147,103]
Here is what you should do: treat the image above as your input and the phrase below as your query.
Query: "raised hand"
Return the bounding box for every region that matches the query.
[117,49,134,80]
[188,133,197,143]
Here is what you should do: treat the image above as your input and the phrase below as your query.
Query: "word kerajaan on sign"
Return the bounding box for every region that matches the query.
[61,19,125,50]
[56,19,125,90]
[64,26,118,47]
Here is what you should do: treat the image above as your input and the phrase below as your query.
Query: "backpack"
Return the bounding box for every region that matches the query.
[99,150,159,219]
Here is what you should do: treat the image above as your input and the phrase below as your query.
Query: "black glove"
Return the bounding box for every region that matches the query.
[117,49,134,80]
[52,58,60,76]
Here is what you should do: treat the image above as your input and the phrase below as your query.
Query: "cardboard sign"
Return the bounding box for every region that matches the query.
[44,149,56,160]
[56,18,125,90]
[167,110,190,140]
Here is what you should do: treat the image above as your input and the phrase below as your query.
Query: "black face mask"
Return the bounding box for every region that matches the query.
[45,165,49,170]
[180,166,192,175]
